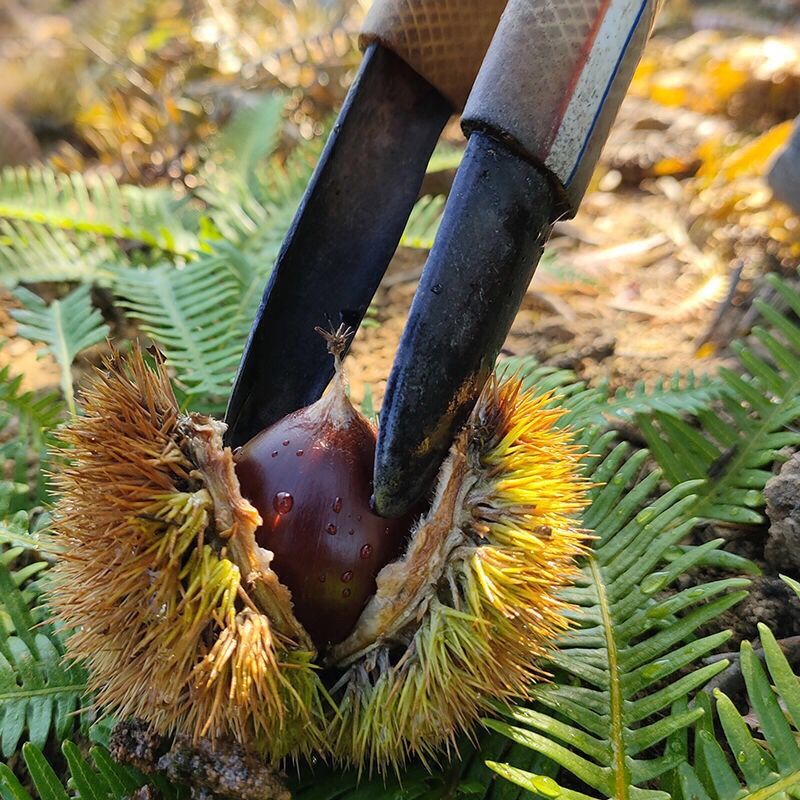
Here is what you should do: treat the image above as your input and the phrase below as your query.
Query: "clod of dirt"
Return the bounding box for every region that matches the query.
[764,452,800,576]
[109,719,166,774]
[110,721,290,800]
[158,736,290,800]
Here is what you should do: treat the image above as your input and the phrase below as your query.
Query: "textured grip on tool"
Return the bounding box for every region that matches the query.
[463,0,660,214]
[360,0,507,111]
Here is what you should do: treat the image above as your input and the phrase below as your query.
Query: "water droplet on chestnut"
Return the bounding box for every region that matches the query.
[282,439,290,446]
[273,492,294,514]
[342,588,351,598]
[296,449,304,456]
[360,544,373,559]
[326,523,337,535]
[271,450,279,458]
[318,574,326,583]
[341,570,353,583]
[332,497,342,513]
[348,528,355,536]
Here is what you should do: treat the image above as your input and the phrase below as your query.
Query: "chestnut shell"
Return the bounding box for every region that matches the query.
[234,404,413,649]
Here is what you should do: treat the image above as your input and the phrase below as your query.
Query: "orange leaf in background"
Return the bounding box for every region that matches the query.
[631,55,658,87]
[164,97,182,124]
[654,157,693,176]
[695,342,717,359]
[649,71,692,107]
[705,61,749,105]
[715,121,793,180]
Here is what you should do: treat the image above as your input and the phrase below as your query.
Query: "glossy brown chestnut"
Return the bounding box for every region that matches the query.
[234,378,414,649]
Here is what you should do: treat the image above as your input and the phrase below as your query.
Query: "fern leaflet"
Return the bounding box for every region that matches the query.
[0,741,170,800]
[0,220,127,287]
[203,94,285,201]
[400,194,445,250]
[677,623,800,799]
[0,554,85,757]
[640,273,800,525]
[486,436,748,800]
[0,364,62,451]
[0,166,198,257]
[112,245,267,402]
[426,141,464,173]
[500,357,723,433]
[11,286,109,415]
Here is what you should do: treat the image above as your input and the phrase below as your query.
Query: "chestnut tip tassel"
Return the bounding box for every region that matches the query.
[234,328,415,649]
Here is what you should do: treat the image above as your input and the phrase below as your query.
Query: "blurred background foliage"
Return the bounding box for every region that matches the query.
[0,0,366,180]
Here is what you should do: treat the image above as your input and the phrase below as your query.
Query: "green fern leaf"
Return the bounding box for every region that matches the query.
[11,286,109,414]
[0,554,85,757]
[241,135,323,260]
[112,245,268,402]
[499,357,723,432]
[599,374,723,425]
[426,141,464,173]
[0,635,85,757]
[400,195,445,250]
[640,273,800,526]
[199,97,321,252]
[205,94,285,198]
[0,358,63,507]
[0,512,50,554]
[0,741,155,800]
[0,365,62,448]
[0,166,198,257]
[0,220,127,287]
[0,552,40,651]
[486,437,749,800]
[676,624,800,799]
[0,536,58,635]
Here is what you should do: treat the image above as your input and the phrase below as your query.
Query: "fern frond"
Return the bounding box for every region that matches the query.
[486,438,748,800]
[0,166,198,257]
[0,363,62,508]
[499,357,724,433]
[676,624,800,799]
[0,512,48,554]
[0,544,49,598]
[0,741,159,800]
[400,195,445,250]
[0,365,62,450]
[426,141,464,173]
[205,94,285,199]
[199,96,321,253]
[112,245,267,402]
[11,286,108,415]
[0,635,85,758]
[246,134,324,259]
[599,374,725,425]
[0,220,126,287]
[640,273,800,525]
[0,554,85,757]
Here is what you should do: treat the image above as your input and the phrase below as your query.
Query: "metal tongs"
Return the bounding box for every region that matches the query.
[225,0,662,518]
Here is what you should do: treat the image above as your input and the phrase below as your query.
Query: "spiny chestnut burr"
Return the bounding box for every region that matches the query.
[234,327,413,648]
[48,343,590,772]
